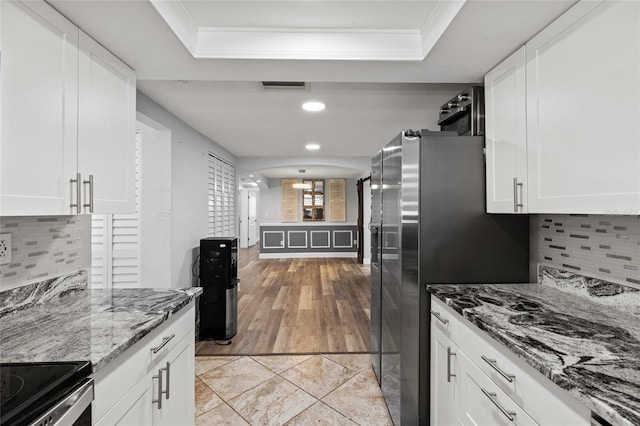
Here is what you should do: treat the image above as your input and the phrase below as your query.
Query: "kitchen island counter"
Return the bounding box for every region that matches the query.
[0,271,202,373]
[428,266,640,426]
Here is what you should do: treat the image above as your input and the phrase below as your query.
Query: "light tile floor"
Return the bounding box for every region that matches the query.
[195,354,393,426]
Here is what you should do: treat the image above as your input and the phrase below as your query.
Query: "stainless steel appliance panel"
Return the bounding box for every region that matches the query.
[370,149,382,385]
[399,133,420,425]
[419,133,529,284]
[380,134,402,425]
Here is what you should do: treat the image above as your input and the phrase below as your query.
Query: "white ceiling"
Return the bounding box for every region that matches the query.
[49,0,577,177]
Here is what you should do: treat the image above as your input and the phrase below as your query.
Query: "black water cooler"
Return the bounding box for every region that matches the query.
[199,237,238,340]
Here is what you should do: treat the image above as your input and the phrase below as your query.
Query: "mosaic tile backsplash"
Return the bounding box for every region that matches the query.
[0,216,90,291]
[533,214,640,287]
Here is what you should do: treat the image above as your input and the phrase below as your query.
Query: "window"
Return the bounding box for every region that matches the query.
[208,153,237,237]
[302,179,325,221]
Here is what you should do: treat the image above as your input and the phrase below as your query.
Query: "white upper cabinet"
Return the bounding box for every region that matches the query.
[484,46,527,213]
[525,0,640,214]
[0,0,136,216]
[78,32,136,214]
[1,1,79,215]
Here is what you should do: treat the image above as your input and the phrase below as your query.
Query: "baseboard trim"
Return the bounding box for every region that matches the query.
[258,252,357,259]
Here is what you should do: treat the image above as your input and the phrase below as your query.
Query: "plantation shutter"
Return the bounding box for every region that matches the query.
[208,153,236,237]
[91,132,142,288]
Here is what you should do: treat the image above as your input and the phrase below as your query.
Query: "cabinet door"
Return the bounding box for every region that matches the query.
[458,351,538,426]
[95,374,153,426]
[78,31,136,214]
[485,46,527,213]
[430,325,462,426]
[153,333,195,426]
[0,0,79,215]
[526,0,640,214]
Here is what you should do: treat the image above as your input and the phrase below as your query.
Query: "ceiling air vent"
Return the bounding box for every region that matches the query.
[261,81,306,90]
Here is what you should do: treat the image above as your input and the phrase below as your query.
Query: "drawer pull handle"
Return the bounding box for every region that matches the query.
[481,388,516,422]
[152,371,163,409]
[446,347,456,383]
[151,334,175,354]
[431,311,448,325]
[481,355,515,383]
[160,361,170,400]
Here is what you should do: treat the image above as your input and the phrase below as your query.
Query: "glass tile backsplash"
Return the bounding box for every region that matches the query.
[533,214,640,287]
[0,216,89,291]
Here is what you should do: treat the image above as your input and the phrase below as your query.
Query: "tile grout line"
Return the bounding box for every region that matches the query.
[195,354,382,426]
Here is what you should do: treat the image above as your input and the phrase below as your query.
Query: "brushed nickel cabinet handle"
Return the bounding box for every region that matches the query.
[513,178,524,212]
[446,347,456,383]
[164,361,171,400]
[431,311,448,325]
[159,362,170,401]
[481,355,515,383]
[70,173,81,213]
[151,334,175,354]
[152,370,163,409]
[83,174,94,213]
[481,387,516,422]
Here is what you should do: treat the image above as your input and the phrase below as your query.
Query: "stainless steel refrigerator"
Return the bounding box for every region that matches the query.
[369,130,529,425]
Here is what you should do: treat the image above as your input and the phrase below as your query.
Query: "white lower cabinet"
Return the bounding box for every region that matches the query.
[458,350,538,426]
[430,326,462,426]
[93,303,195,426]
[430,297,590,426]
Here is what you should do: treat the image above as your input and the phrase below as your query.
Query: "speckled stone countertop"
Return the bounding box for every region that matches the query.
[0,271,202,373]
[427,266,640,426]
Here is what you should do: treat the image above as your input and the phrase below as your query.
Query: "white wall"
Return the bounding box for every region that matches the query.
[137,117,172,288]
[137,92,237,288]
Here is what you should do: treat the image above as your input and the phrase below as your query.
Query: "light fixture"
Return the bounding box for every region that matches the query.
[305,143,320,151]
[256,179,261,183]
[249,174,254,177]
[292,183,312,189]
[302,101,325,112]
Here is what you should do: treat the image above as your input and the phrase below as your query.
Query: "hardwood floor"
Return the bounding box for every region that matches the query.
[196,245,371,355]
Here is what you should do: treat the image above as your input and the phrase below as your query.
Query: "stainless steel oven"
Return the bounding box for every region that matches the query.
[0,362,93,426]
[438,86,484,136]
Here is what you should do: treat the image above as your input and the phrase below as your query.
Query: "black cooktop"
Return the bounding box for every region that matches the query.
[0,361,91,426]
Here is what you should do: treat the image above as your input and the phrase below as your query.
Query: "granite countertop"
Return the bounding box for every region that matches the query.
[428,267,640,426]
[0,271,202,373]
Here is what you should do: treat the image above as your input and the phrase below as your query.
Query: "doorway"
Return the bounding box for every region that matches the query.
[239,189,259,249]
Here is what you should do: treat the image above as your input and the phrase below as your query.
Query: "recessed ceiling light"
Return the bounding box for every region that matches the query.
[305,143,320,151]
[256,179,261,183]
[302,101,325,112]
[249,174,254,177]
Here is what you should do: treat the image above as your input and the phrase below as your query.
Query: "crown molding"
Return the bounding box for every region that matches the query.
[420,0,466,58]
[149,0,198,55]
[150,0,466,61]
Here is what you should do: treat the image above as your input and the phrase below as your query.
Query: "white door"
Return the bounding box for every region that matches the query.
[239,189,249,248]
[78,31,136,214]
[485,46,527,213]
[430,326,461,426]
[248,190,258,246]
[153,335,195,426]
[0,1,78,215]
[526,0,640,214]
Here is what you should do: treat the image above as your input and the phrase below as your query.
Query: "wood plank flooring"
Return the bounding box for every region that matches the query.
[195,246,371,355]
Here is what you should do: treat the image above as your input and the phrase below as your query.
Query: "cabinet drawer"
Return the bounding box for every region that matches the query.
[430,297,460,345]
[458,350,538,426]
[458,316,590,425]
[92,302,195,421]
